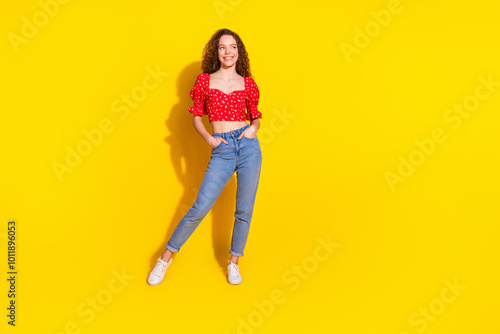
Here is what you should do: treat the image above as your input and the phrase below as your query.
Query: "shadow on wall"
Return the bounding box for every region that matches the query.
[158,61,238,273]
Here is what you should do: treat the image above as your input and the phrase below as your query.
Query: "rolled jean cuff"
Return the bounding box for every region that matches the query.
[166,243,179,253]
[230,250,244,257]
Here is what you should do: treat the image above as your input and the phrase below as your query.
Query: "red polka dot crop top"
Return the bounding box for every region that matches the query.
[188,73,263,122]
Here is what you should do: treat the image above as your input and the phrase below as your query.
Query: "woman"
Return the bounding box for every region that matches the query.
[148,29,263,286]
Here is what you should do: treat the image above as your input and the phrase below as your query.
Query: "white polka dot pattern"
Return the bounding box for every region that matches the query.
[188,73,263,122]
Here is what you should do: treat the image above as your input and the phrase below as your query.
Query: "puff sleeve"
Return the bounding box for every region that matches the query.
[188,73,208,116]
[245,77,262,121]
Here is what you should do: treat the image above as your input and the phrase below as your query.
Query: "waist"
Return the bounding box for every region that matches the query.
[211,121,249,135]
[212,123,250,138]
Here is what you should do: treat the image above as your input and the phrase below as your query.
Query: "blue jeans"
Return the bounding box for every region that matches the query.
[166,123,262,257]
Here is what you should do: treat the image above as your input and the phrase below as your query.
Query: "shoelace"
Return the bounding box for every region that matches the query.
[228,261,240,277]
[152,260,168,277]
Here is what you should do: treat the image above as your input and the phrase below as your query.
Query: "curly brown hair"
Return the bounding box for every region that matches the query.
[201,29,252,78]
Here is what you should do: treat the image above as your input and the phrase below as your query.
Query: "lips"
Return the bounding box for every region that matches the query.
[223,57,234,60]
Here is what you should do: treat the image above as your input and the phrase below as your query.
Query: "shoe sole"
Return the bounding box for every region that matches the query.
[228,277,243,285]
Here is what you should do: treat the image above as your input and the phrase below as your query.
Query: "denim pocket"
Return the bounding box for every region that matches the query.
[242,134,257,140]
[213,138,225,148]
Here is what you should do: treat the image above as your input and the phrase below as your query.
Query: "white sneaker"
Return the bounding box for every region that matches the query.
[148,257,173,286]
[227,260,243,285]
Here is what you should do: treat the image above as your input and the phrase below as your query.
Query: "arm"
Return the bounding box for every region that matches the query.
[238,118,260,140]
[192,115,228,147]
[239,77,261,139]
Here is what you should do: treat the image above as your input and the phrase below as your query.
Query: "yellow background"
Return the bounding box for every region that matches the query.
[1,0,499,333]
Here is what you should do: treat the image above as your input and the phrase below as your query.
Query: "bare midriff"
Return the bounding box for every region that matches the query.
[211,120,248,133]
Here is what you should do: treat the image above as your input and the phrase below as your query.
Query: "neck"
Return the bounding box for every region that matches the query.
[215,66,238,80]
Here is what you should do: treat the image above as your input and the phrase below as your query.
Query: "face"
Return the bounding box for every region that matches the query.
[217,34,238,68]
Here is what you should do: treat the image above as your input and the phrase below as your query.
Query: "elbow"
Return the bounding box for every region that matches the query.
[192,114,203,125]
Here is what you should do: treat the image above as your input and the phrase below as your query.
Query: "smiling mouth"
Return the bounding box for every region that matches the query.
[223,57,234,60]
